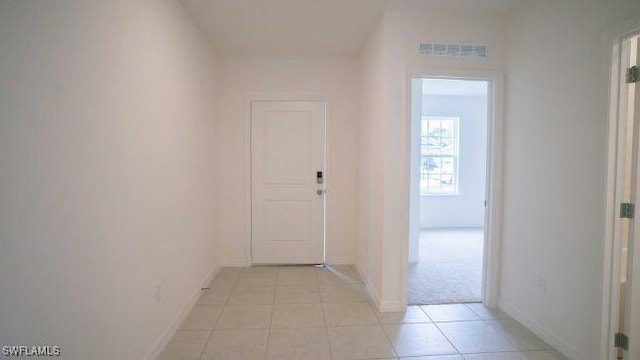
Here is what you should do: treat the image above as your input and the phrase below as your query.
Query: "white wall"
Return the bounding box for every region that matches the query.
[216,55,360,266]
[0,1,219,358]
[357,9,508,311]
[358,17,388,302]
[500,1,640,358]
[420,95,487,229]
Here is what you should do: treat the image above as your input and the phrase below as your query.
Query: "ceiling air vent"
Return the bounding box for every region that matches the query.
[419,43,487,59]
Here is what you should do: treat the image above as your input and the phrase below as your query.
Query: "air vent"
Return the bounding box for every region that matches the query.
[419,43,487,58]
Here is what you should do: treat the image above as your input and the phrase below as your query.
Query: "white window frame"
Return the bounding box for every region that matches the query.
[420,116,460,196]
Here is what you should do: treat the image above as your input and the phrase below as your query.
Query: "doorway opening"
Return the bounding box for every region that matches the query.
[408,78,490,305]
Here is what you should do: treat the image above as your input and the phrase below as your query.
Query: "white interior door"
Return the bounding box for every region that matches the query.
[251,101,326,264]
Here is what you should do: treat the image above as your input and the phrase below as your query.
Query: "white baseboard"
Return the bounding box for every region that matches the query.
[362,276,382,310]
[354,266,405,313]
[220,259,356,267]
[499,301,581,360]
[219,258,248,267]
[354,266,380,309]
[325,258,355,265]
[378,299,404,312]
[145,264,220,360]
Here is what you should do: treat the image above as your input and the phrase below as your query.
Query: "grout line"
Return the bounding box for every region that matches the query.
[317,266,335,360]
[432,319,464,356]
[378,316,400,359]
[344,264,399,359]
[415,303,434,323]
[419,305,437,323]
[464,302,489,320]
[198,267,241,359]
[196,267,240,359]
[261,265,279,360]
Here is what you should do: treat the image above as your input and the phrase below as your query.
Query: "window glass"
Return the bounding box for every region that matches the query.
[421,117,459,195]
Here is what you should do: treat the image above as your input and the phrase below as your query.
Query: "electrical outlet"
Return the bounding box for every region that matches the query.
[154,284,162,304]
[537,276,547,292]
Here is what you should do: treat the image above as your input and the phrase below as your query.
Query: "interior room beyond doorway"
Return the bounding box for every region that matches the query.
[408,78,489,305]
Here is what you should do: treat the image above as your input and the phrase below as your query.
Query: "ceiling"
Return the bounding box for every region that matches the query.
[180,0,523,56]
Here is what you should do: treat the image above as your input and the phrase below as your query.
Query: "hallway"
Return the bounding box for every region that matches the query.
[2,1,636,358]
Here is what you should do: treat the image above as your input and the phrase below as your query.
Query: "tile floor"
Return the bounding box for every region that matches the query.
[159,265,566,360]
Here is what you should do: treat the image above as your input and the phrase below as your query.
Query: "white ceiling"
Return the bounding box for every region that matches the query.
[181,0,390,56]
[180,0,523,56]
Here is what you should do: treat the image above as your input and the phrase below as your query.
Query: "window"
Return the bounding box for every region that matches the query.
[421,116,459,195]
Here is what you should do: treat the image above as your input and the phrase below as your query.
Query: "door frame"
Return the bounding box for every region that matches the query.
[244,94,330,265]
[601,16,640,360]
[403,69,504,307]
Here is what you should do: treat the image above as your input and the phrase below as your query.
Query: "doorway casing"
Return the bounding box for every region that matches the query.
[601,15,640,360]
[402,70,505,309]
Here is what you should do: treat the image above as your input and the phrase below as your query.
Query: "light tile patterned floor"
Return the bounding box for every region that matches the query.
[159,265,566,360]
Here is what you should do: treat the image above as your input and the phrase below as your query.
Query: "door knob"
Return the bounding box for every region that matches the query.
[317,189,325,195]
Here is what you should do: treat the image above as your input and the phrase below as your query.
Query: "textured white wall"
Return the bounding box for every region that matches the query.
[501,1,640,358]
[0,1,219,358]
[216,55,360,266]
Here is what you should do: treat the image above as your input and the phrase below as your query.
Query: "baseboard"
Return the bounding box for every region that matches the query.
[219,258,248,267]
[325,258,355,265]
[145,264,220,360]
[354,266,405,313]
[378,299,404,312]
[362,276,382,310]
[354,266,380,309]
[420,226,484,230]
[499,301,581,360]
[220,258,356,267]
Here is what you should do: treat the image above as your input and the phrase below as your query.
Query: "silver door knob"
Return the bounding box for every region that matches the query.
[317,189,325,195]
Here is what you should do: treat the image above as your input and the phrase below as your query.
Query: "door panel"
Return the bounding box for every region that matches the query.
[265,200,311,242]
[251,101,326,264]
[264,111,311,185]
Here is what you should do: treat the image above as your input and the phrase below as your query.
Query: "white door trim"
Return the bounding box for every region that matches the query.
[601,16,640,359]
[403,69,505,308]
[244,94,330,266]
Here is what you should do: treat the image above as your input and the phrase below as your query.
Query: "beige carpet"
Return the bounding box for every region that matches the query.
[408,228,484,305]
